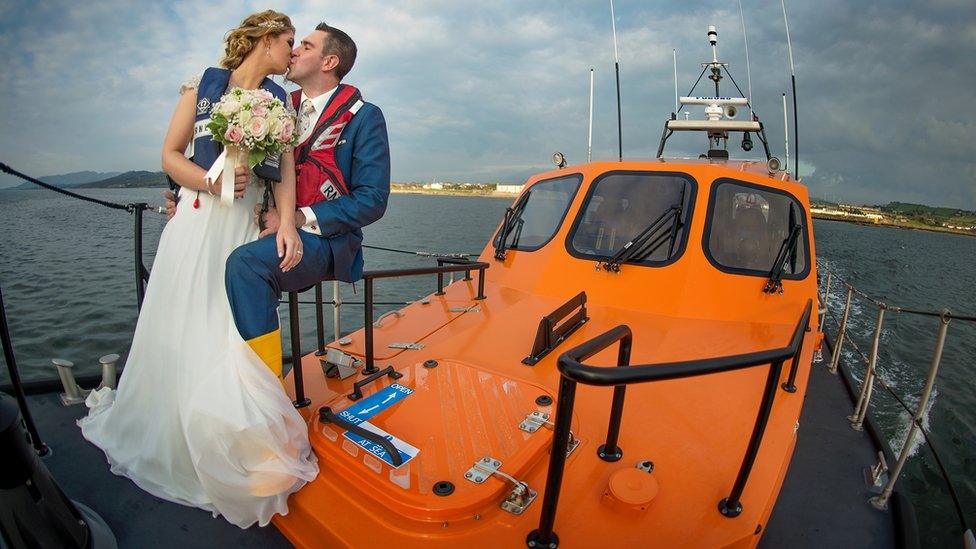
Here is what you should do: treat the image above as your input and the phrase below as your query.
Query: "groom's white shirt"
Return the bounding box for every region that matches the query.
[296,86,337,236]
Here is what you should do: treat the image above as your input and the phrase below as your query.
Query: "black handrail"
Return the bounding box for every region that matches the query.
[0,284,49,456]
[522,292,588,365]
[361,261,489,373]
[527,299,812,548]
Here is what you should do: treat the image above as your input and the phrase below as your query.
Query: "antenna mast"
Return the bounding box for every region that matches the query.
[672,49,679,114]
[588,68,594,162]
[738,0,754,119]
[781,0,799,179]
[610,0,622,162]
[782,93,790,172]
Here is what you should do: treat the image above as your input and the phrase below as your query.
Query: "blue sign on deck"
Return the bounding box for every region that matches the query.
[343,421,420,469]
[338,383,414,426]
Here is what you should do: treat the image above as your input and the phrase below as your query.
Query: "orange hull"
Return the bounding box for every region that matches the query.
[277,160,818,548]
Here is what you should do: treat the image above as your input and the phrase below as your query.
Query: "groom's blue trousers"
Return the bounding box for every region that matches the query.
[225,232,334,343]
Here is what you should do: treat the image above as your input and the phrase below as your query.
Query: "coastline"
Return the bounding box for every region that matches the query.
[390,188,515,199]
[812,213,976,238]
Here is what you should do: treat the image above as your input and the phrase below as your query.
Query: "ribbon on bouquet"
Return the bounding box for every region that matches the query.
[204,146,242,207]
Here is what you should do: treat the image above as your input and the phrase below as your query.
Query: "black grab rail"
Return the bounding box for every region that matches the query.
[527,299,812,548]
[361,261,489,374]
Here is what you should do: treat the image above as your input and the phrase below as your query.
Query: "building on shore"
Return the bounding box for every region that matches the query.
[811,204,884,223]
[496,184,524,194]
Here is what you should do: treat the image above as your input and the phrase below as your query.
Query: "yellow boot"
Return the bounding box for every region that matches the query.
[246,329,283,379]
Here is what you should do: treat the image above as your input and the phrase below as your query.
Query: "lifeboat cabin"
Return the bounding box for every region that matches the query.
[277,143,817,547]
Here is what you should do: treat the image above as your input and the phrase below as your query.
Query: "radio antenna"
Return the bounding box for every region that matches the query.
[610,0,622,161]
[588,68,594,162]
[782,92,790,173]
[672,49,679,114]
[738,0,754,119]
[781,0,799,179]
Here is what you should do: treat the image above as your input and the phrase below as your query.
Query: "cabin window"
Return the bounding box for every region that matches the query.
[703,179,809,279]
[493,174,582,252]
[567,171,696,265]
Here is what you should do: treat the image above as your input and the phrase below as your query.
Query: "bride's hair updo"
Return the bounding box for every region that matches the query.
[220,10,295,70]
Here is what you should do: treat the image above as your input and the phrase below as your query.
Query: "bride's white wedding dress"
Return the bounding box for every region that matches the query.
[78,79,318,529]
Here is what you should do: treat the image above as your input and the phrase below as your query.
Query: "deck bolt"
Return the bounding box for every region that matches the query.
[465,472,472,478]
[528,542,536,548]
[493,460,500,466]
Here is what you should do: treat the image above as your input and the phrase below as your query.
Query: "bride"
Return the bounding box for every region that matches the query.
[78,10,318,528]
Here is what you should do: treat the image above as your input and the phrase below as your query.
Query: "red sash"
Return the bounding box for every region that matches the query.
[292,85,363,207]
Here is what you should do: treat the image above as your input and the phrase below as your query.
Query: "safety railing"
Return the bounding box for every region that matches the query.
[526,300,812,548]
[359,261,488,374]
[818,269,973,540]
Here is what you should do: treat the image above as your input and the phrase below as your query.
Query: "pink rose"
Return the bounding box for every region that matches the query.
[248,116,269,139]
[278,118,295,142]
[251,103,269,117]
[224,125,244,144]
[254,89,274,100]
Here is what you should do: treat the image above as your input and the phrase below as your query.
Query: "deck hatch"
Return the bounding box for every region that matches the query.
[310,359,557,521]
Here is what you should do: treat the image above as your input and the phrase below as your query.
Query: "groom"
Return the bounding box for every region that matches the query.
[226,22,390,378]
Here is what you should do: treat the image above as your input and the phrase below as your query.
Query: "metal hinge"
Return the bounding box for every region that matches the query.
[463,456,537,515]
[517,412,579,457]
[448,306,481,313]
[388,342,425,350]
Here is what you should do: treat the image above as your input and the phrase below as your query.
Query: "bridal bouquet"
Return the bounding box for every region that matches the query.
[205,87,298,206]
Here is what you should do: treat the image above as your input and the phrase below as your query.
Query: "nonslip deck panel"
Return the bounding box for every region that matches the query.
[761,349,900,548]
[19,392,292,548]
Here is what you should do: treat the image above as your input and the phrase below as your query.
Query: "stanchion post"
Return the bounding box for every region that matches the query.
[828,285,854,374]
[288,292,310,408]
[871,313,950,511]
[332,281,342,341]
[314,282,325,353]
[850,305,885,430]
[132,203,147,310]
[818,271,832,332]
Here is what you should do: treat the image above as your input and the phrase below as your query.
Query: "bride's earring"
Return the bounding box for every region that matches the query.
[266,46,271,58]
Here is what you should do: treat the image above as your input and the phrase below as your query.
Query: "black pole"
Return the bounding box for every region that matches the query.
[314,282,325,353]
[132,203,146,310]
[719,359,785,517]
[615,61,623,162]
[0,285,49,456]
[526,376,575,548]
[791,74,799,180]
[475,266,486,300]
[362,278,377,375]
[288,292,310,408]
[781,327,808,393]
[598,334,631,462]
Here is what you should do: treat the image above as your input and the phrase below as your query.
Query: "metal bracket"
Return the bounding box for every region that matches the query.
[501,484,537,515]
[463,457,537,515]
[448,306,481,313]
[388,342,425,350]
[516,412,579,457]
[318,347,361,380]
[865,451,889,492]
[519,411,550,433]
[464,456,501,484]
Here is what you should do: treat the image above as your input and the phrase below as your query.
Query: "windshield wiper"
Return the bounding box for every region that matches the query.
[763,223,802,294]
[603,205,682,272]
[493,196,529,260]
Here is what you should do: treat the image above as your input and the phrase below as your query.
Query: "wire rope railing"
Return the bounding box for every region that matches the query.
[817,269,971,537]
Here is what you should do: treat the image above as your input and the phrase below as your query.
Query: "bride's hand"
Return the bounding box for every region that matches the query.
[210,166,248,199]
[278,225,303,272]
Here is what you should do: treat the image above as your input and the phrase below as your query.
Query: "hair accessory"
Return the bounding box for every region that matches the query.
[256,20,285,30]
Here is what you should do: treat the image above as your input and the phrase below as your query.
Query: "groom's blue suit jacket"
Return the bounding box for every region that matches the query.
[305,101,390,282]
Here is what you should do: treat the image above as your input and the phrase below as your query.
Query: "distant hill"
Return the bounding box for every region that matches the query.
[879,202,976,224]
[74,170,168,189]
[5,170,122,190]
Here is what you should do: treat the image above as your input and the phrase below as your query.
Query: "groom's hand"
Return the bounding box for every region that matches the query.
[256,204,281,238]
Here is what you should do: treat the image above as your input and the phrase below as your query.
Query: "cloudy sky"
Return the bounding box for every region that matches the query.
[0,0,974,208]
